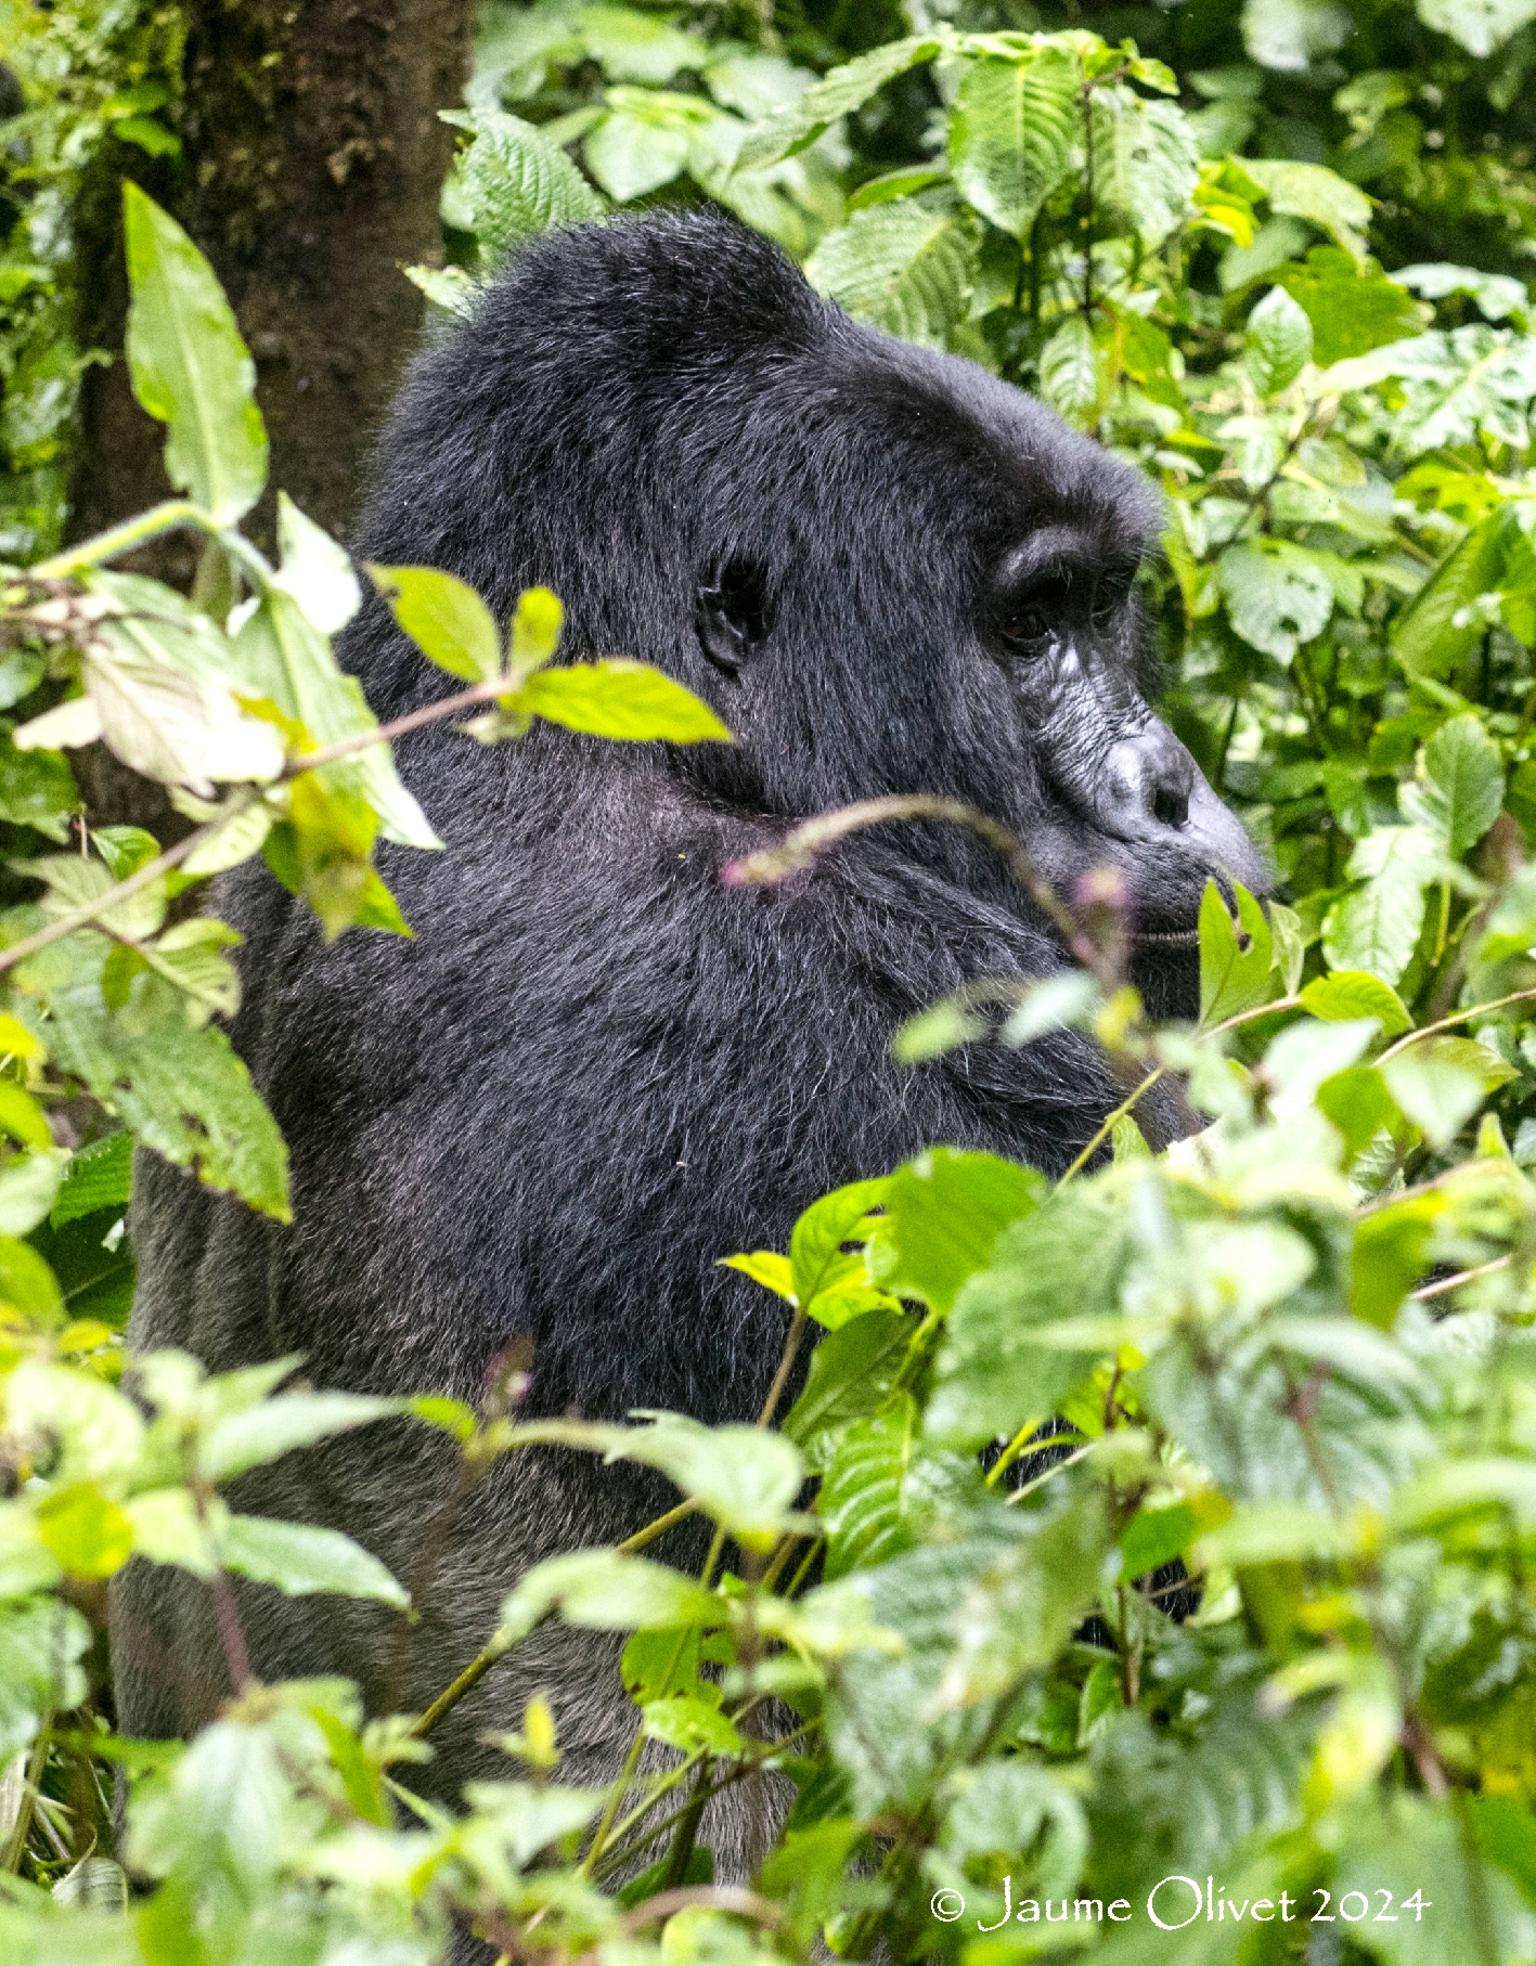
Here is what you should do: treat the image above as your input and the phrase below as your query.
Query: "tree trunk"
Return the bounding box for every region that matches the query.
[69,0,471,555]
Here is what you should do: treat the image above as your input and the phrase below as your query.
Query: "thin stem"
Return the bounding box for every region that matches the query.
[29,501,206,579]
[1056,1064,1165,1187]
[1410,1256,1511,1302]
[723,793,1116,987]
[408,1634,511,1742]
[617,1497,699,1555]
[1055,991,1300,1189]
[755,1305,807,1429]
[293,675,512,775]
[1377,986,1536,1063]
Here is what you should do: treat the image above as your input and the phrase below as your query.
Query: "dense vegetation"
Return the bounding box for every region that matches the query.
[3,1,1536,1960]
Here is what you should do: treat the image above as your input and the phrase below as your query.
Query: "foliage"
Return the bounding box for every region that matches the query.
[2,2,1536,1963]
[0,0,184,561]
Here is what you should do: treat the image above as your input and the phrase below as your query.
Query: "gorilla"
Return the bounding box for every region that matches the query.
[112,213,1264,1903]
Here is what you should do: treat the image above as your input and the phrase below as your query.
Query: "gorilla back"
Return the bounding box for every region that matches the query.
[113,215,1264,1828]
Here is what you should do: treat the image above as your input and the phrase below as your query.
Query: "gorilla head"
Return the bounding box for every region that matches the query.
[364,211,1265,1013]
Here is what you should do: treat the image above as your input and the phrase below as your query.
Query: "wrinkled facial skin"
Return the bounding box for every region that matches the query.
[984,522,1270,941]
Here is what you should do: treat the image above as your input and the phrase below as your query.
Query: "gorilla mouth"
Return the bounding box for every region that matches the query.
[1132,923,1201,950]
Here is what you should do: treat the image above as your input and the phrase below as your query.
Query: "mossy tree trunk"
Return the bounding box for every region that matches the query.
[69,0,471,552]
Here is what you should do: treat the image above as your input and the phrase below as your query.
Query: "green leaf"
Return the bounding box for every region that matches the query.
[806,201,979,347]
[0,1147,67,1236]
[274,497,360,636]
[818,1394,980,1581]
[1245,285,1313,395]
[947,50,1076,240]
[1334,1793,1536,1962]
[1087,88,1200,246]
[1198,881,1274,1027]
[790,1177,887,1312]
[499,1549,723,1646]
[219,1514,407,1606]
[925,1186,1122,1448]
[0,724,75,841]
[126,1720,287,1890]
[36,1481,135,1578]
[454,110,606,255]
[1276,248,1423,364]
[1322,827,1438,984]
[1119,1503,1196,1580]
[1403,712,1505,857]
[870,1147,1043,1318]
[784,1309,913,1468]
[1219,540,1333,662]
[815,1505,1105,1815]
[1416,0,1536,58]
[231,591,439,849]
[124,1488,218,1578]
[1038,315,1100,425]
[521,659,730,742]
[1242,0,1353,68]
[818,1398,920,1579]
[370,564,502,683]
[584,109,690,202]
[1243,157,1371,250]
[579,8,706,84]
[72,574,285,790]
[613,1417,804,1545]
[0,1595,91,1757]
[719,1249,794,1299]
[1299,971,1412,1037]
[1392,513,1510,679]
[1383,1035,1515,1145]
[641,1694,744,1755]
[0,1238,65,1324]
[735,36,944,170]
[405,261,479,319]
[19,945,291,1220]
[201,1390,402,1483]
[509,588,565,677]
[121,183,268,523]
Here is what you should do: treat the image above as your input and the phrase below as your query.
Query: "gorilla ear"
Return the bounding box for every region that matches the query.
[695,555,770,677]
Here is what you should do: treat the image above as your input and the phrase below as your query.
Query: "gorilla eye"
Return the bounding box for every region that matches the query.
[995,571,1076,652]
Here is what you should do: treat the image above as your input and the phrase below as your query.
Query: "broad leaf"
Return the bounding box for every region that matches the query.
[220,1515,407,1607]
[1322,827,1439,984]
[736,36,944,170]
[1245,285,1313,395]
[1416,0,1536,58]
[453,110,605,256]
[521,660,730,742]
[806,200,979,347]
[947,50,1076,240]
[122,184,267,523]
[370,564,502,684]
[1219,540,1333,662]
[1087,88,1199,246]
[1402,712,1505,858]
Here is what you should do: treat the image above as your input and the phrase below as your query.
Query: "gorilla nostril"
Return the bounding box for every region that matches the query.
[1152,782,1189,829]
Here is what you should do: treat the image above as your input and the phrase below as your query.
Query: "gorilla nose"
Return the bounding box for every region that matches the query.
[1102,722,1197,841]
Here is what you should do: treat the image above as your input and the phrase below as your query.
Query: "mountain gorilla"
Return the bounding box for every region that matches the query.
[113,214,1264,1901]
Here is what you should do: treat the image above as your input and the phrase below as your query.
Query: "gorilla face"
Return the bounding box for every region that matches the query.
[680,292,1268,966]
[979,518,1270,941]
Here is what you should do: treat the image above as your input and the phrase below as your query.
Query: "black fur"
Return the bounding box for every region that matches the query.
[112,216,1262,1909]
